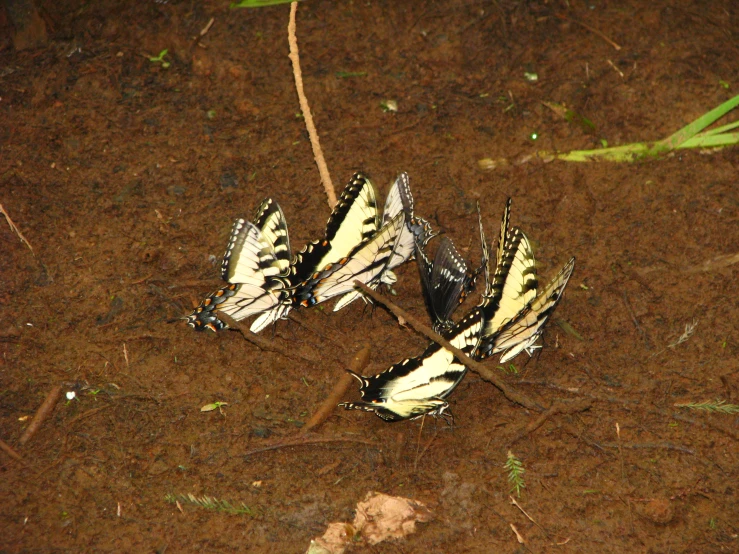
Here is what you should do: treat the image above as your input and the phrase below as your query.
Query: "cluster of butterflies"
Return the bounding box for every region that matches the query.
[187,172,433,334]
[187,172,575,423]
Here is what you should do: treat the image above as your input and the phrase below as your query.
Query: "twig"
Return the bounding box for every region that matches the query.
[688,251,739,273]
[66,405,112,427]
[199,17,215,38]
[287,2,336,208]
[301,344,371,434]
[244,434,377,457]
[288,311,351,348]
[555,13,622,51]
[413,424,439,471]
[510,523,526,544]
[508,398,592,445]
[595,441,694,455]
[0,438,23,461]
[353,281,544,413]
[218,312,328,368]
[673,413,739,441]
[0,202,34,253]
[607,59,625,78]
[621,291,651,348]
[19,385,63,446]
[510,496,551,539]
[616,422,626,480]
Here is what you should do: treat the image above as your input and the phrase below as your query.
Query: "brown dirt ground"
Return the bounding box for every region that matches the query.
[1,0,738,552]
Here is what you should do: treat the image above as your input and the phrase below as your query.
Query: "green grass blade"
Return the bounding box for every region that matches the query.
[697,119,739,137]
[679,132,739,149]
[552,142,651,162]
[655,93,739,151]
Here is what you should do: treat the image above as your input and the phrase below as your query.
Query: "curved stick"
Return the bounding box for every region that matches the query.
[288,2,337,208]
[301,344,371,434]
[19,384,63,446]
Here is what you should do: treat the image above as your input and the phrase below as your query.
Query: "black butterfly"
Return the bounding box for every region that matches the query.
[416,204,489,332]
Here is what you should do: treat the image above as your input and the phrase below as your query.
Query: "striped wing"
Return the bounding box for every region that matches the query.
[188,220,289,332]
[289,173,379,289]
[481,227,538,338]
[378,172,436,286]
[495,198,512,272]
[296,212,406,310]
[250,198,291,274]
[480,257,575,362]
[340,307,484,422]
[417,236,470,332]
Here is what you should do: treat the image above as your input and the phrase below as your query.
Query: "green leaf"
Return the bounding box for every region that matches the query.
[335,71,367,78]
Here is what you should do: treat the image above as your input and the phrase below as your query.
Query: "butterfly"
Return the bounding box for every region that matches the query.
[331,172,436,310]
[339,307,485,422]
[477,199,574,363]
[416,203,490,333]
[379,172,436,286]
[294,211,407,310]
[288,173,380,295]
[186,198,293,333]
[479,256,575,363]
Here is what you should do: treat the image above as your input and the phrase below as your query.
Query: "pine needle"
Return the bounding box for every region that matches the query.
[668,319,698,348]
[165,493,255,515]
[675,400,739,414]
[504,450,526,497]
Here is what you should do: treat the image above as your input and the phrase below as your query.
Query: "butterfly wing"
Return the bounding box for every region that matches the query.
[378,172,437,286]
[496,198,512,271]
[417,237,470,332]
[481,257,575,362]
[340,307,484,421]
[297,212,406,310]
[188,220,286,331]
[251,198,291,273]
[480,227,538,339]
[289,173,379,288]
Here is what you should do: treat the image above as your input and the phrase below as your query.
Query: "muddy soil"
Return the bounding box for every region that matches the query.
[1,1,738,552]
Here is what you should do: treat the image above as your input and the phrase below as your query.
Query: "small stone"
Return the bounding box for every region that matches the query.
[251,427,272,439]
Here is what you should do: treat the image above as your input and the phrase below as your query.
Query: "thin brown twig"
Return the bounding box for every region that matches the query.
[673,413,739,441]
[0,202,34,253]
[510,496,551,539]
[555,13,622,51]
[66,405,112,427]
[301,344,371,434]
[288,311,351,348]
[600,441,695,455]
[244,434,378,457]
[0,438,23,461]
[287,2,336,208]
[508,398,593,445]
[353,281,544,413]
[218,312,328,368]
[19,385,63,446]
